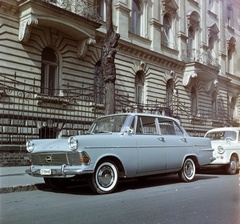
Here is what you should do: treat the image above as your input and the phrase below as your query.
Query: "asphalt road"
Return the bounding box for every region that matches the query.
[1,171,239,224]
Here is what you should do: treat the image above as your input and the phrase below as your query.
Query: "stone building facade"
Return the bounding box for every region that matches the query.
[0,0,239,166]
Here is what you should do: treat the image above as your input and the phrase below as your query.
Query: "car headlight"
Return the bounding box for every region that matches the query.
[217,146,225,154]
[26,140,34,152]
[68,136,78,151]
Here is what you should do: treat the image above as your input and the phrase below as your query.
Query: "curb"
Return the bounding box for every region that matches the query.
[0,183,47,194]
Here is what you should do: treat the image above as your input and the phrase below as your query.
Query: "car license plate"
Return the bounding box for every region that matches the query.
[40,169,51,175]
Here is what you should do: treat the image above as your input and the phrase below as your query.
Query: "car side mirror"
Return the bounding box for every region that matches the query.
[122,127,134,135]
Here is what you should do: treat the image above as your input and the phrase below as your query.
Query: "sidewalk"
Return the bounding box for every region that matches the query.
[0,166,45,193]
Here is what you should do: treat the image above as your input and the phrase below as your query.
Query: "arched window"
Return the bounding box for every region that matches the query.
[187,26,195,61]
[97,0,106,21]
[227,5,233,27]
[230,97,237,121]
[135,71,144,104]
[166,79,174,107]
[227,38,236,74]
[41,47,59,96]
[212,91,217,119]
[207,35,216,64]
[187,11,200,60]
[131,0,142,35]
[191,87,198,116]
[208,0,214,11]
[162,14,171,47]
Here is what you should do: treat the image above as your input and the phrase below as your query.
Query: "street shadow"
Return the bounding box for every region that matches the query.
[116,173,219,192]
[38,172,219,195]
[197,167,227,175]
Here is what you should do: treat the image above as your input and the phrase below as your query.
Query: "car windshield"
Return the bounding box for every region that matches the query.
[206,131,237,141]
[88,115,128,134]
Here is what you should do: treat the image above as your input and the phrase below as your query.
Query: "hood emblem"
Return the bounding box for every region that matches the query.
[45,156,52,163]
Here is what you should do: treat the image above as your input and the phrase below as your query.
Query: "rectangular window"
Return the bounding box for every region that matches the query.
[136,116,158,134]
[159,120,183,135]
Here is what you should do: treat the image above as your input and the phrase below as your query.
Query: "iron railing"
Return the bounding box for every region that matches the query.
[43,0,101,21]
[181,49,220,68]
[0,73,238,147]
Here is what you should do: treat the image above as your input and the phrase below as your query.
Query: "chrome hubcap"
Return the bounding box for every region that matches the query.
[97,166,114,188]
[185,161,194,177]
[230,160,237,171]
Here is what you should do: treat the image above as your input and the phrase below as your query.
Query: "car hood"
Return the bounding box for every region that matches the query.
[210,140,235,149]
[30,138,70,153]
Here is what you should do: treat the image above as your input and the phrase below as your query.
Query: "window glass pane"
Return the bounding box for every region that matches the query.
[42,47,57,63]
[41,47,58,96]
[173,123,183,135]
[159,120,176,135]
[97,0,105,20]
[136,116,157,134]
[135,72,144,104]
[191,87,197,115]
[132,0,141,35]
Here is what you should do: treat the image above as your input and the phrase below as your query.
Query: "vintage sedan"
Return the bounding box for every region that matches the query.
[204,127,240,175]
[26,113,214,194]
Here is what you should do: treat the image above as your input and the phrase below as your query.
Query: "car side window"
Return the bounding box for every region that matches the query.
[159,120,183,135]
[136,116,158,134]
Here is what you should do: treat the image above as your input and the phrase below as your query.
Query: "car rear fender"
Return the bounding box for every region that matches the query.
[181,155,200,168]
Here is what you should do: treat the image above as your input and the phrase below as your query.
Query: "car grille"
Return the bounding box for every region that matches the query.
[31,152,82,166]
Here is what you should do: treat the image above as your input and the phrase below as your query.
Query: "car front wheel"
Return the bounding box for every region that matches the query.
[178,158,196,182]
[88,160,119,194]
[226,156,239,175]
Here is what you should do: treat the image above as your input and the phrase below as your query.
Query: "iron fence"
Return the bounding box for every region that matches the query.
[0,74,106,146]
[0,73,237,148]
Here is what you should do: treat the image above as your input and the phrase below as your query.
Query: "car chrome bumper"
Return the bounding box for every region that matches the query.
[26,165,94,177]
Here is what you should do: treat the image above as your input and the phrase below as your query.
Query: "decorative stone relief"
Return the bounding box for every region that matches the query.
[132,60,148,74]
[205,79,219,93]
[161,0,178,16]
[77,37,96,59]
[165,70,176,81]
[19,15,38,42]
[208,23,219,38]
[51,29,59,46]
[183,71,197,87]
[187,11,200,30]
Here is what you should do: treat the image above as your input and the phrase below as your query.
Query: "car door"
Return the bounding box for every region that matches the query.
[158,119,189,171]
[136,116,167,174]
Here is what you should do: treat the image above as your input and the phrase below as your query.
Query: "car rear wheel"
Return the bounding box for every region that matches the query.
[178,158,196,182]
[44,178,69,190]
[88,160,119,194]
[225,156,239,175]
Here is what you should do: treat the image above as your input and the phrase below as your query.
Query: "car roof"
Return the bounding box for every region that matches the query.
[99,113,180,123]
[206,127,240,133]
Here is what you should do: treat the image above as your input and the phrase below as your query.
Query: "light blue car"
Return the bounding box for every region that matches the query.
[26,113,214,194]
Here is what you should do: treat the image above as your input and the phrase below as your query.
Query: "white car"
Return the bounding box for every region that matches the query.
[204,127,240,175]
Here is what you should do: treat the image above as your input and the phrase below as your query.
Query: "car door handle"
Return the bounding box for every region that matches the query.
[158,137,165,142]
[181,138,187,142]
